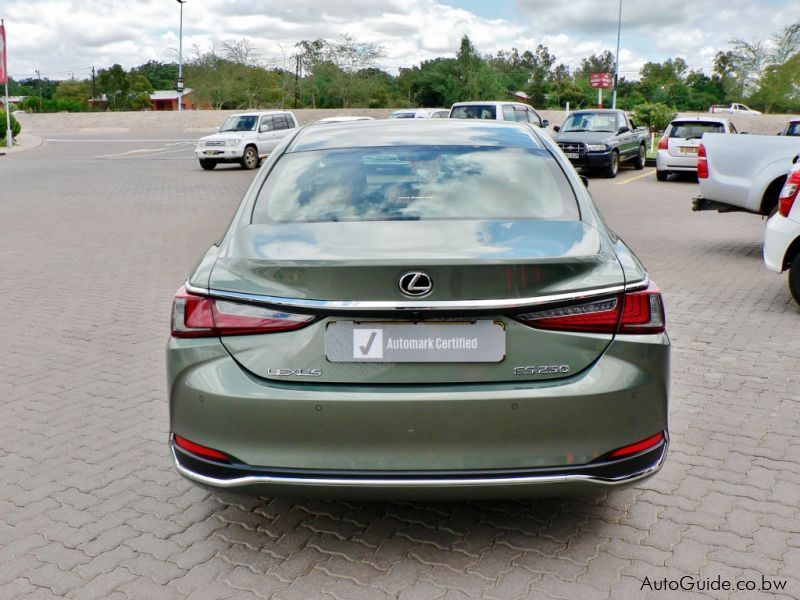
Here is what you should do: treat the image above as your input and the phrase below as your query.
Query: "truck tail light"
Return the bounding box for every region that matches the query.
[697,143,708,179]
[778,164,800,218]
[171,286,315,338]
[518,282,665,335]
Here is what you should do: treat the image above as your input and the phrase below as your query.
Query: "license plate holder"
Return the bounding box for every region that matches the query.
[565,152,580,159]
[325,321,506,363]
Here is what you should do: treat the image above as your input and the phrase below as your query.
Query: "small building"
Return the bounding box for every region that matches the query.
[150,89,199,111]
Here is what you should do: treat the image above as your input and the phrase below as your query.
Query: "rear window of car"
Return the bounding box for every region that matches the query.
[786,122,800,136]
[669,122,725,139]
[450,105,497,120]
[252,145,579,224]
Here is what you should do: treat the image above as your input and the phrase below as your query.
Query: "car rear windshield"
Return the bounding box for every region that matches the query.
[785,122,800,136]
[669,122,724,139]
[450,105,497,120]
[252,146,579,224]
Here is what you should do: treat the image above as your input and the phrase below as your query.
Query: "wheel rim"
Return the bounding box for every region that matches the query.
[612,154,619,174]
[245,149,257,168]
[639,146,645,162]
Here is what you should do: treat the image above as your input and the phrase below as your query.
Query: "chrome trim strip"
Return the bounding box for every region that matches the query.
[183,278,650,312]
[171,445,666,489]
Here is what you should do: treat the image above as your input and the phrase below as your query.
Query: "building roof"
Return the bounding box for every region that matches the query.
[150,89,193,101]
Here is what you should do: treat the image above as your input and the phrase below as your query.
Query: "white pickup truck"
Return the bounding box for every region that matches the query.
[692,134,800,217]
[709,103,762,115]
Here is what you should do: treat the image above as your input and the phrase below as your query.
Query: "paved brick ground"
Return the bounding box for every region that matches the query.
[1,137,798,599]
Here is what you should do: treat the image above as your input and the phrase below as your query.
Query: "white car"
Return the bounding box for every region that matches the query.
[449,101,549,128]
[656,117,736,181]
[709,103,762,115]
[388,109,430,119]
[428,109,450,119]
[764,156,800,304]
[195,111,299,170]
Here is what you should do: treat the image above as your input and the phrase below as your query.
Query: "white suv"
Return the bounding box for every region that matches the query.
[195,111,299,170]
[449,101,549,128]
[764,156,800,304]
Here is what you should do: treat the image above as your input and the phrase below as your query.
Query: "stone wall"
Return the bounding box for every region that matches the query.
[16,108,800,136]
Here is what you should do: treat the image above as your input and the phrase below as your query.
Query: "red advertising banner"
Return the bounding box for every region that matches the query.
[590,73,613,89]
[0,23,7,85]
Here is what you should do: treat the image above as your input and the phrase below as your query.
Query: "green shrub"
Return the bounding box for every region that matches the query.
[632,102,677,135]
[0,111,22,144]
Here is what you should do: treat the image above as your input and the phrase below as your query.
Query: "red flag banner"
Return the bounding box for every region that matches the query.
[0,23,7,85]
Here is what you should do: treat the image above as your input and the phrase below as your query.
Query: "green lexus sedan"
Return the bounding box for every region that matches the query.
[168,119,669,499]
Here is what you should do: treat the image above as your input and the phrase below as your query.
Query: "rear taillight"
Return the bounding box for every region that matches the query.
[518,282,665,334]
[657,136,668,150]
[610,432,665,458]
[697,143,708,179]
[778,165,800,218]
[171,286,315,338]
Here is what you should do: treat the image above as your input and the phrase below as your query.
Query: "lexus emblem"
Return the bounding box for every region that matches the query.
[399,271,433,297]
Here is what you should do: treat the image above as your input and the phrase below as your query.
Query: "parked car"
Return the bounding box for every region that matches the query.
[195,111,299,170]
[693,133,800,216]
[449,101,548,128]
[656,117,737,181]
[428,109,450,119]
[168,119,669,499]
[709,103,762,115]
[388,109,430,119]
[778,119,800,136]
[763,156,800,303]
[554,109,648,178]
[314,116,375,124]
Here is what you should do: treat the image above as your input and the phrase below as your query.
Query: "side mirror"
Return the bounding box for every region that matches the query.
[580,175,589,188]
[541,119,550,128]
[618,126,630,134]
[553,125,561,132]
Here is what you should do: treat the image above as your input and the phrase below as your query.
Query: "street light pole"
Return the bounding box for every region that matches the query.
[612,0,623,109]
[176,0,187,112]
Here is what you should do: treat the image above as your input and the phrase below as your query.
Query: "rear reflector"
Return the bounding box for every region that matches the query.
[171,286,315,338]
[610,432,665,458]
[518,282,665,334]
[173,434,229,462]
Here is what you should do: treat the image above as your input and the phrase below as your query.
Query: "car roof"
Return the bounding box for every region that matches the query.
[570,109,623,114]
[287,120,543,152]
[451,101,533,108]
[670,116,730,124]
[229,111,292,117]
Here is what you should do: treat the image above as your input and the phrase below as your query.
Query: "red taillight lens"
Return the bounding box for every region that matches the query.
[610,432,665,458]
[173,434,229,462]
[618,283,666,334]
[518,297,621,333]
[778,166,800,218]
[697,143,708,179]
[171,286,315,338]
[518,282,665,334]
[657,136,668,150]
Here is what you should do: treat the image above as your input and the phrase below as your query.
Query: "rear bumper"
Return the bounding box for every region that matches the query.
[168,334,670,498]
[764,214,799,272]
[656,151,698,172]
[171,437,668,500]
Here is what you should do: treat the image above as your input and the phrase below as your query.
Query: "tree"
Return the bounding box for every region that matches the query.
[454,36,504,101]
[134,60,179,90]
[632,103,676,134]
[54,79,92,106]
[96,64,130,109]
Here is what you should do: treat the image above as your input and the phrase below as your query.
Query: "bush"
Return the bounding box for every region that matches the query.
[632,102,676,134]
[0,110,22,145]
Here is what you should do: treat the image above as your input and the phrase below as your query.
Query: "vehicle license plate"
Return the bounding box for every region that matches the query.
[205,151,223,156]
[565,152,580,159]
[680,146,698,154]
[325,321,506,363]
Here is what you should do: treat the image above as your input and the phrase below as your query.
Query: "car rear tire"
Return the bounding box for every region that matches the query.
[656,170,668,181]
[199,159,217,171]
[633,145,646,170]
[605,151,619,178]
[789,254,800,305]
[240,146,259,170]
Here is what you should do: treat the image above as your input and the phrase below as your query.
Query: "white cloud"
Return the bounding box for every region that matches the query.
[2,0,796,83]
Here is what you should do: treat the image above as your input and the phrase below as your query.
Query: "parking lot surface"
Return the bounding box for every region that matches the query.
[1,135,798,599]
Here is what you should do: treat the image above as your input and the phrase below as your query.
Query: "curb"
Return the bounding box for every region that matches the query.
[0,134,44,156]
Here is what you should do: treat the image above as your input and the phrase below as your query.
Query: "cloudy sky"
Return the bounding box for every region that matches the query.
[3,0,798,81]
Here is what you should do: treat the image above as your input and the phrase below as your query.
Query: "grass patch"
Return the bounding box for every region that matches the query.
[646,135,661,159]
